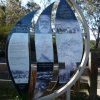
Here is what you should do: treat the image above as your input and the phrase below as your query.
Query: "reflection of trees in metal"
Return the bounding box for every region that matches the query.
[57,38,81,59]
[37,72,52,80]
[55,20,81,34]
[59,69,70,83]
[13,25,30,33]
[38,54,52,62]
[34,71,53,99]
[11,70,28,83]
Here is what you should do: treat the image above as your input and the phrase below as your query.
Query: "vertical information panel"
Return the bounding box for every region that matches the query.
[34,25,54,99]
[8,33,29,84]
[34,4,54,99]
[55,0,83,84]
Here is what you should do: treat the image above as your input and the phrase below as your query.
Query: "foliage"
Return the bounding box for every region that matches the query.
[0,24,13,57]
[6,0,27,25]
[0,5,6,24]
[76,0,100,48]
[26,1,40,11]
[0,24,13,41]
[90,40,95,49]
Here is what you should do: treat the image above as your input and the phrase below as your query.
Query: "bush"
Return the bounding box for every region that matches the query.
[0,24,13,41]
[0,24,13,57]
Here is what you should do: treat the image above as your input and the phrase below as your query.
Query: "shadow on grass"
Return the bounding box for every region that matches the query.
[0,81,21,100]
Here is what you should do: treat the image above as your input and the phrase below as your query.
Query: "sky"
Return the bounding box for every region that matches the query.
[21,0,30,7]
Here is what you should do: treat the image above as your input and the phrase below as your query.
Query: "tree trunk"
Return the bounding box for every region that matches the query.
[95,26,100,48]
[89,52,98,100]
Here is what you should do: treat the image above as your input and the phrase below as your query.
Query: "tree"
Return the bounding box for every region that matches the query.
[0,6,6,24]
[6,0,27,25]
[0,0,6,24]
[76,0,100,48]
[26,1,40,11]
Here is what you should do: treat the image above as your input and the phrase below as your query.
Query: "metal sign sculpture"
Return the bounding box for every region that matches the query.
[6,0,90,100]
